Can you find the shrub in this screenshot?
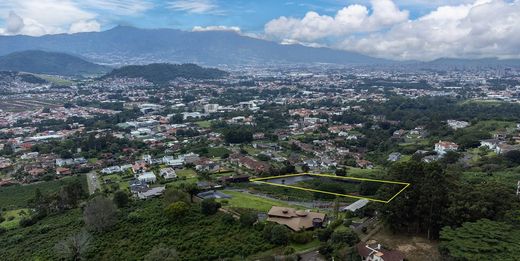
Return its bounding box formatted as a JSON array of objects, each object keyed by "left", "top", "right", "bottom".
[
  {"left": 164, "top": 202, "right": 189, "bottom": 220},
  {"left": 200, "top": 199, "right": 221, "bottom": 216}
]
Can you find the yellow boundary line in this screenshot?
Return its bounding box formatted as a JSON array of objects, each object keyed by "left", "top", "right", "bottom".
[{"left": 250, "top": 173, "right": 410, "bottom": 203}]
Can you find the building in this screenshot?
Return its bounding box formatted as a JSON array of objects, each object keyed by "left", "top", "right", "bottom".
[
  {"left": 434, "top": 140, "right": 459, "bottom": 155},
  {"left": 387, "top": 152, "right": 401, "bottom": 162},
  {"left": 203, "top": 103, "right": 219, "bottom": 113},
  {"left": 341, "top": 199, "right": 369, "bottom": 212},
  {"left": 356, "top": 242, "right": 404, "bottom": 261},
  {"left": 480, "top": 139, "right": 501, "bottom": 151},
  {"left": 159, "top": 167, "right": 177, "bottom": 179},
  {"left": 266, "top": 206, "right": 325, "bottom": 232},
  {"left": 447, "top": 120, "right": 470, "bottom": 130},
  {"left": 137, "top": 172, "right": 157, "bottom": 183}
]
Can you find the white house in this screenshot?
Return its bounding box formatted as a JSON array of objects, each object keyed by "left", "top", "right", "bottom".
[
  {"left": 101, "top": 166, "right": 121, "bottom": 175},
  {"left": 137, "top": 172, "right": 157, "bottom": 184},
  {"left": 480, "top": 139, "right": 501, "bottom": 151},
  {"left": 434, "top": 140, "right": 459, "bottom": 155}
]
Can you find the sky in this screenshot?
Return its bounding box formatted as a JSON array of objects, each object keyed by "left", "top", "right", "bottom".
[{"left": 0, "top": 0, "right": 519, "bottom": 60}]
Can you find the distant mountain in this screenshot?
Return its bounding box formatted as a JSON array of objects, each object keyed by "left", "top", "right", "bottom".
[
  {"left": 103, "top": 63, "right": 228, "bottom": 84},
  {"left": 0, "top": 50, "right": 110, "bottom": 75},
  {"left": 0, "top": 71, "right": 48, "bottom": 84},
  {"left": 0, "top": 26, "right": 389, "bottom": 66},
  {"left": 421, "top": 58, "right": 520, "bottom": 69}
]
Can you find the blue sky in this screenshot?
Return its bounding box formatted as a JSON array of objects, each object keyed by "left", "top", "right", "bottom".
[{"left": 0, "top": 0, "right": 518, "bottom": 60}]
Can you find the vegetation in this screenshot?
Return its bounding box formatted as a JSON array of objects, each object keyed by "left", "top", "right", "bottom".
[{"left": 103, "top": 63, "right": 228, "bottom": 84}]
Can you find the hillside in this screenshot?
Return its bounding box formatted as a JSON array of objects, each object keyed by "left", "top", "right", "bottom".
[
  {"left": 0, "top": 50, "right": 110, "bottom": 76},
  {"left": 0, "top": 26, "right": 389, "bottom": 66},
  {"left": 103, "top": 63, "right": 228, "bottom": 84}
]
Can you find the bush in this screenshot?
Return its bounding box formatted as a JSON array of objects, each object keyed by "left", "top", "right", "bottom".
[
  {"left": 127, "top": 212, "right": 143, "bottom": 223},
  {"left": 113, "top": 190, "right": 129, "bottom": 208},
  {"left": 200, "top": 199, "right": 221, "bottom": 216},
  {"left": 0, "top": 227, "right": 6, "bottom": 235},
  {"left": 164, "top": 202, "right": 189, "bottom": 220},
  {"left": 331, "top": 227, "right": 359, "bottom": 246},
  {"left": 239, "top": 212, "right": 257, "bottom": 227},
  {"left": 290, "top": 231, "right": 313, "bottom": 244},
  {"left": 317, "top": 228, "right": 333, "bottom": 242},
  {"left": 19, "top": 217, "right": 37, "bottom": 227}
]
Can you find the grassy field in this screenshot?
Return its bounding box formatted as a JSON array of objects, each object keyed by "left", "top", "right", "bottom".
[
  {"left": 194, "top": 120, "right": 212, "bottom": 128},
  {"left": 462, "top": 169, "right": 520, "bottom": 189},
  {"left": 207, "top": 147, "right": 230, "bottom": 158},
  {"left": 0, "top": 175, "right": 87, "bottom": 210},
  {"left": 219, "top": 190, "right": 302, "bottom": 212},
  {"left": 0, "top": 208, "right": 29, "bottom": 229}
]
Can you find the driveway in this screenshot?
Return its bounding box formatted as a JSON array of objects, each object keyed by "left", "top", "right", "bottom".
[{"left": 86, "top": 171, "right": 101, "bottom": 194}]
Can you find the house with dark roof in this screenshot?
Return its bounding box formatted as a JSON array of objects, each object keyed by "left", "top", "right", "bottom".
[{"left": 267, "top": 206, "right": 325, "bottom": 232}]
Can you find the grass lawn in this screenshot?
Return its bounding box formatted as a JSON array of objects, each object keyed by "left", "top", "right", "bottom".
[
  {"left": 0, "top": 208, "right": 29, "bottom": 229},
  {"left": 0, "top": 175, "right": 87, "bottom": 210},
  {"left": 219, "top": 190, "right": 302, "bottom": 212},
  {"left": 462, "top": 169, "right": 520, "bottom": 189},
  {"left": 176, "top": 168, "right": 197, "bottom": 178},
  {"left": 194, "top": 120, "right": 212, "bottom": 128},
  {"left": 207, "top": 147, "right": 230, "bottom": 158},
  {"left": 347, "top": 167, "right": 383, "bottom": 177}
]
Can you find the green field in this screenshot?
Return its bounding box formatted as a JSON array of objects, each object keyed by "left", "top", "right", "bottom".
[
  {"left": 0, "top": 175, "right": 87, "bottom": 210},
  {"left": 0, "top": 208, "right": 29, "bottom": 229},
  {"left": 218, "top": 190, "right": 302, "bottom": 212},
  {"left": 207, "top": 147, "right": 230, "bottom": 158},
  {"left": 194, "top": 120, "right": 212, "bottom": 128}
]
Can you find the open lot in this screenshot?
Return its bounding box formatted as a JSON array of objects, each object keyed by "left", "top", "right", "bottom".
[
  {"left": 368, "top": 227, "right": 441, "bottom": 261},
  {"left": 218, "top": 190, "right": 303, "bottom": 212}
]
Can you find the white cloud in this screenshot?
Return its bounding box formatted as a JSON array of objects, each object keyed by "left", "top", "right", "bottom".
[
  {"left": 265, "top": 0, "right": 408, "bottom": 41},
  {"left": 265, "top": 0, "right": 520, "bottom": 60},
  {"left": 68, "top": 20, "right": 101, "bottom": 34},
  {"left": 81, "top": 0, "right": 154, "bottom": 16},
  {"left": 5, "top": 11, "right": 24, "bottom": 34},
  {"left": 192, "top": 25, "right": 241, "bottom": 33},
  {"left": 167, "top": 0, "right": 222, "bottom": 15}
]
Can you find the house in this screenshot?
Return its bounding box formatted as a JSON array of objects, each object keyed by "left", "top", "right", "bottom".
[
  {"left": 159, "top": 167, "right": 177, "bottom": 179},
  {"left": 137, "top": 186, "right": 166, "bottom": 199},
  {"left": 233, "top": 156, "right": 270, "bottom": 173},
  {"left": 267, "top": 206, "right": 326, "bottom": 232},
  {"left": 132, "top": 161, "right": 148, "bottom": 173},
  {"left": 129, "top": 179, "right": 148, "bottom": 194},
  {"left": 56, "top": 167, "right": 72, "bottom": 175},
  {"left": 101, "top": 166, "right": 122, "bottom": 175},
  {"left": 137, "top": 172, "right": 157, "bottom": 183},
  {"left": 447, "top": 120, "right": 470, "bottom": 130},
  {"left": 434, "top": 140, "right": 459, "bottom": 155},
  {"left": 181, "top": 152, "right": 200, "bottom": 164},
  {"left": 163, "top": 156, "right": 184, "bottom": 168},
  {"left": 387, "top": 152, "right": 401, "bottom": 162},
  {"left": 218, "top": 175, "right": 250, "bottom": 183},
  {"left": 495, "top": 143, "right": 520, "bottom": 155},
  {"left": 356, "top": 159, "right": 374, "bottom": 169},
  {"left": 356, "top": 242, "right": 404, "bottom": 261},
  {"left": 480, "top": 139, "right": 501, "bottom": 151}
]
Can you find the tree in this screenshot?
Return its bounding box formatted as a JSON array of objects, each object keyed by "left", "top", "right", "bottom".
[
  {"left": 263, "top": 224, "right": 290, "bottom": 245},
  {"left": 504, "top": 150, "right": 520, "bottom": 164},
  {"left": 180, "top": 183, "right": 199, "bottom": 203},
  {"left": 164, "top": 202, "right": 189, "bottom": 220},
  {"left": 239, "top": 212, "right": 257, "bottom": 227},
  {"left": 331, "top": 227, "right": 359, "bottom": 246},
  {"left": 83, "top": 196, "right": 118, "bottom": 232},
  {"left": 163, "top": 188, "right": 190, "bottom": 204},
  {"left": 200, "top": 199, "right": 221, "bottom": 215},
  {"left": 335, "top": 168, "right": 346, "bottom": 176},
  {"left": 54, "top": 230, "right": 92, "bottom": 261},
  {"left": 144, "top": 244, "right": 179, "bottom": 261},
  {"left": 440, "top": 219, "right": 520, "bottom": 260},
  {"left": 113, "top": 190, "right": 129, "bottom": 208}
]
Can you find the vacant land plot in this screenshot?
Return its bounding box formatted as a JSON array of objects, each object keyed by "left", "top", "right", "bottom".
[
  {"left": 219, "top": 190, "right": 302, "bottom": 212},
  {"left": 0, "top": 99, "right": 62, "bottom": 112},
  {"left": 369, "top": 227, "right": 441, "bottom": 261}
]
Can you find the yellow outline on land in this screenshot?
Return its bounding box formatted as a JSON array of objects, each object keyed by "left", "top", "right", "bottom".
[{"left": 250, "top": 173, "right": 410, "bottom": 203}]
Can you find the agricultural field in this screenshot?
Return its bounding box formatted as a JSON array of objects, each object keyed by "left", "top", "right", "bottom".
[
  {"left": 0, "top": 208, "right": 29, "bottom": 229},
  {"left": 0, "top": 175, "right": 87, "bottom": 210}
]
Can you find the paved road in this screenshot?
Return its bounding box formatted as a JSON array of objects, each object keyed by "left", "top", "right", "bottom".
[{"left": 86, "top": 171, "right": 101, "bottom": 194}]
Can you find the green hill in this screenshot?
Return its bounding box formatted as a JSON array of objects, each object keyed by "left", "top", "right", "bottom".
[
  {"left": 0, "top": 50, "right": 110, "bottom": 76},
  {"left": 103, "top": 63, "right": 228, "bottom": 84}
]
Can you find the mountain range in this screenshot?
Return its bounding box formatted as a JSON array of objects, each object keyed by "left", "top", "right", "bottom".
[{"left": 0, "top": 26, "right": 518, "bottom": 70}]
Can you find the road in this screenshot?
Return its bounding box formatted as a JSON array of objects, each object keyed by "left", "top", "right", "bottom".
[{"left": 86, "top": 171, "right": 101, "bottom": 194}]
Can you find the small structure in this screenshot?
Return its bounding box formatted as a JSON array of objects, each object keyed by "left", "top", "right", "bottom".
[
  {"left": 266, "top": 206, "right": 326, "bottom": 231},
  {"left": 137, "top": 186, "right": 166, "bottom": 199},
  {"left": 356, "top": 242, "right": 404, "bottom": 261},
  {"left": 341, "top": 199, "right": 369, "bottom": 212},
  {"left": 196, "top": 190, "right": 231, "bottom": 200},
  {"left": 387, "top": 152, "right": 401, "bottom": 162}
]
